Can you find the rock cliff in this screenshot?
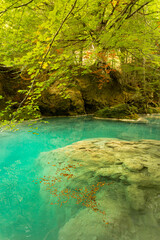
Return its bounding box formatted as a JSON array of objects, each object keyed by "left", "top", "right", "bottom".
[
  {"left": 39, "top": 71, "right": 124, "bottom": 116},
  {"left": 1, "top": 64, "right": 159, "bottom": 118}
]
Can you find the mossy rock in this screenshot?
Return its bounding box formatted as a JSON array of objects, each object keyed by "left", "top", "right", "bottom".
[
  {"left": 145, "top": 107, "right": 160, "bottom": 114},
  {"left": 95, "top": 104, "right": 139, "bottom": 119}
]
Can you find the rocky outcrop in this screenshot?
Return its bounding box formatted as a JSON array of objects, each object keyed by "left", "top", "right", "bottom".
[
  {"left": 0, "top": 65, "right": 30, "bottom": 108},
  {"left": 0, "top": 64, "right": 125, "bottom": 116},
  {"left": 39, "top": 82, "right": 85, "bottom": 116},
  {"left": 0, "top": 65, "right": 21, "bottom": 98},
  {"left": 2, "top": 62, "right": 159, "bottom": 118},
  {"left": 1, "top": 64, "right": 159, "bottom": 118},
  {"left": 37, "top": 139, "right": 160, "bottom": 240},
  {"left": 39, "top": 71, "right": 124, "bottom": 116}
]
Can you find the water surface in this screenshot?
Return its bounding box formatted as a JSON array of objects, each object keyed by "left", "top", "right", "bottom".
[{"left": 0, "top": 116, "right": 160, "bottom": 239}]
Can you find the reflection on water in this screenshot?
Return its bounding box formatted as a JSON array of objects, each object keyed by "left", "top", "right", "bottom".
[{"left": 0, "top": 116, "right": 160, "bottom": 239}]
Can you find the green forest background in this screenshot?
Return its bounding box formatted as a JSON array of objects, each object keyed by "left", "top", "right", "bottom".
[{"left": 0, "top": 0, "right": 160, "bottom": 127}]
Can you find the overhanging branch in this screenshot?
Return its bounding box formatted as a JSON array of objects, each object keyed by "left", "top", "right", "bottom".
[
  {"left": 0, "top": 0, "right": 34, "bottom": 16},
  {"left": 3, "top": 0, "right": 78, "bottom": 127},
  {"left": 126, "top": 0, "right": 153, "bottom": 19}
]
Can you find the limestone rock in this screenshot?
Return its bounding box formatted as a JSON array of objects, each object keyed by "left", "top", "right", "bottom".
[
  {"left": 39, "top": 82, "right": 85, "bottom": 116},
  {"left": 38, "top": 138, "right": 160, "bottom": 188},
  {"left": 37, "top": 138, "right": 160, "bottom": 240},
  {"left": 125, "top": 184, "right": 146, "bottom": 210},
  {"left": 0, "top": 65, "right": 29, "bottom": 102},
  {"left": 39, "top": 71, "right": 124, "bottom": 116},
  {"left": 58, "top": 197, "right": 133, "bottom": 240}
]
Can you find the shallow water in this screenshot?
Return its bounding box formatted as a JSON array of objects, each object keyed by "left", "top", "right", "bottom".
[{"left": 0, "top": 116, "right": 160, "bottom": 240}]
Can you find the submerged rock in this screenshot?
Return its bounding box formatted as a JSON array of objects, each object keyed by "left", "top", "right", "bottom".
[
  {"left": 37, "top": 138, "right": 160, "bottom": 240},
  {"left": 125, "top": 184, "right": 145, "bottom": 211},
  {"left": 38, "top": 138, "right": 160, "bottom": 187},
  {"left": 58, "top": 205, "right": 133, "bottom": 240}
]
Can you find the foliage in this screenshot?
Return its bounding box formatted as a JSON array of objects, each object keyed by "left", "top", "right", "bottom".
[
  {"left": 95, "top": 104, "right": 139, "bottom": 119},
  {"left": 0, "top": 0, "right": 160, "bottom": 127}
]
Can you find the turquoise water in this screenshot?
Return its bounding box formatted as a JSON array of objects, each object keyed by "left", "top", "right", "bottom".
[{"left": 0, "top": 116, "right": 160, "bottom": 240}]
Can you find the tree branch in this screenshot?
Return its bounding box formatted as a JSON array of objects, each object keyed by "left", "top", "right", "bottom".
[
  {"left": 106, "top": 0, "right": 139, "bottom": 30},
  {"left": 126, "top": 0, "right": 153, "bottom": 19},
  {"left": 138, "top": 11, "right": 160, "bottom": 15},
  {"left": 0, "top": 0, "right": 21, "bottom": 15},
  {"left": 0, "top": 0, "right": 34, "bottom": 16},
  {"left": 6, "top": 0, "right": 78, "bottom": 125},
  {"left": 108, "top": 0, "right": 154, "bottom": 36},
  {"left": 103, "top": 0, "right": 120, "bottom": 27},
  {"left": 14, "top": 0, "right": 34, "bottom": 9}
]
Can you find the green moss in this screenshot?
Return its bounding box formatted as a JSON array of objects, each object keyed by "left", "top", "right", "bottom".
[
  {"left": 145, "top": 107, "right": 160, "bottom": 114},
  {"left": 95, "top": 104, "right": 139, "bottom": 119}
]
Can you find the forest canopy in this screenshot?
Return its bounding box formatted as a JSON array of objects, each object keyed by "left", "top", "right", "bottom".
[{"left": 0, "top": 0, "right": 160, "bottom": 126}]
